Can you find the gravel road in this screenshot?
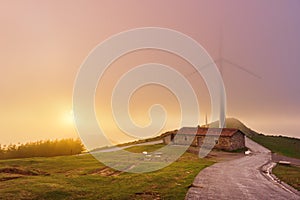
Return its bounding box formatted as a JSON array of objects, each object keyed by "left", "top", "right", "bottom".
[{"left": 185, "top": 137, "right": 300, "bottom": 200}]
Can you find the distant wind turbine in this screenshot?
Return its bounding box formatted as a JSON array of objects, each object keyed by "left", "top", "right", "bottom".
[{"left": 188, "top": 26, "right": 261, "bottom": 128}]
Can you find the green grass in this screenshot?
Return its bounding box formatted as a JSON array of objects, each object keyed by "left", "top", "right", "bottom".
[
  {"left": 0, "top": 144, "right": 214, "bottom": 200},
  {"left": 273, "top": 164, "right": 300, "bottom": 191},
  {"left": 251, "top": 134, "right": 300, "bottom": 159},
  {"left": 212, "top": 118, "right": 300, "bottom": 159}
]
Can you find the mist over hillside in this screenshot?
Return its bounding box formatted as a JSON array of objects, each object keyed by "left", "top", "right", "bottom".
[
  {"left": 203, "top": 118, "right": 300, "bottom": 159},
  {"left": 203, "top": 118, "right": 258, "bottom": 138}
]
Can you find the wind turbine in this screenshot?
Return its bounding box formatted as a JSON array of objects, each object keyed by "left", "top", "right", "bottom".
[{"left": 188, "top": 27, "right": 261, "bottom": 128}]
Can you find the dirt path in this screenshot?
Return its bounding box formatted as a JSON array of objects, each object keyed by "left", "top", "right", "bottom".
[
  {"left": 92, "top": 140, "right": 163, "bottom": 153},
  {"left": 185, "top": 137, "right": 300, "bottom": 200}
]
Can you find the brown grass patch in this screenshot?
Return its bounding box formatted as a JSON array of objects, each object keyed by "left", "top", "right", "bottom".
[
  {"left": 0, "top": 167, "right": 49, "bottom": 176},
  {"left": 0, "top": 167, "right": 49, "bottom": 181}
]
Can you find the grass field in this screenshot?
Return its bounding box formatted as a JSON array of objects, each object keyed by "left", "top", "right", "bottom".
[
  {"left": 251, "top": 134, "right": 300, "bottom": 159},
  {"left": 273, "top": 164, "right": 300, "bottom": 191},
  {"left": 215, "top": 118, "right": 300, "bottom": 159},
  {"left": 0, "top": 144, "right": 214, "bottom": 200}
]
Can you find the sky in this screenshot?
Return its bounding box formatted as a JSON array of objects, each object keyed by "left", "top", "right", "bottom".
[{"left": 1, "top": 0, "right": 300, "bottom": 147}]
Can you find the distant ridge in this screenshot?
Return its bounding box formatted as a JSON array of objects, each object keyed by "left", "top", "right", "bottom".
[
  {"left": 203, "top": 118, "right": 300, "bottom": 159},
  {"left": 203, "top": 117, "right": 258, "bottom": 138},
  {"left": 93, "top": 118, "right": 257, "bottom": 151},
  {"left": 92, "top": 118, "right": 300, "bottom": 159}
]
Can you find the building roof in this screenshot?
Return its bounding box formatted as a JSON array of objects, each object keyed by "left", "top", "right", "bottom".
[{"left": 177, "top": 127, "right": 241, "bottom": 137}]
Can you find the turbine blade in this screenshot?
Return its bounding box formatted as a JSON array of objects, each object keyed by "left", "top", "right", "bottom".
[
  {"left": 186, "top": 59, "right": 222, "bottom": 77},
  {"left": 222, "top": 58, "right": 262, "bottom": 79}
]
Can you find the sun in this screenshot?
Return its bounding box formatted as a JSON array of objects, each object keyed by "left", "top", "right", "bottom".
[{"left": 62, "top": 110, "right": 75, "bottom": 126}]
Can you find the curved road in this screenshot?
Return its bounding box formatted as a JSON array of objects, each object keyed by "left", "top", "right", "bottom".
[{"left": 186, "top": 137, "right": 300, "bottom": 200}]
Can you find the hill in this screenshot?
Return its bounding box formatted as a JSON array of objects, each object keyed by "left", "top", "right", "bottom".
[
  {"left": 250, "top": 134, "right": 300, "bottom": 159},
  {"left": 93, "top": 118, "right": 300, "bottom": 159},
  {"left": 204, "top": 117, "right": 258, "bottom": 138},
  {"left": 206, "top": 118, "right": 300, "bottom": 159}
]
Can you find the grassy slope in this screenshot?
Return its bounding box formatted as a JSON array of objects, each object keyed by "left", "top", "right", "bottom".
[
  {"left": 91, "top": 130, "right": 177, "bottom": 152},
  {"left": 251, "top": 134, "right": 300, "bottom": 159},
  {"left": 206, "top": 118, "right": 258, "bottom": 138},
  {"left": 210, "top": 118, "right": 300, "bottom": 159},
  {"left": 95, "top": 117, "right": 300, "bottom": 159},
  {"left": 273, "top": 164, "right": 300, "bottom": 191},
  {"left": 0, "top": 144, "right": 213, "bottom": 200}
]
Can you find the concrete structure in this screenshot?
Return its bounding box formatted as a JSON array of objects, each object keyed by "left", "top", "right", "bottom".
[{"left": 163, "top": 127, "right": 245, "bottom": 151}]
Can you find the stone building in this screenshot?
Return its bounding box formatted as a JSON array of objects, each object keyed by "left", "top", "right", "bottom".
[{"left": 163, "top": 127, "right": 245, "bottom": 151}]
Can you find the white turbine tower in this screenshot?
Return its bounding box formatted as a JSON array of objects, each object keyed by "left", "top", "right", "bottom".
[{"left": 189, "top": 27, "right": 261, "bottom": 128}]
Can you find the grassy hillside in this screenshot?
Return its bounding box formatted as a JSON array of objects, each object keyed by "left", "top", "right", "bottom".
[
  {"left": 273, "top": 164, "right": 300, "bottom": 191},
  {"left": 208, "top": 118, "right": 300, "bottom": 159},
  {"left": 0, "top": 144, "right": 214, "bottom": 200},
  {"left": 206, "top": 118, "right": 258, "bottom": 138},
  {"left": 91, "top": 130, "right": 177, "bottom": 152},
  {"left": 108, "top": 118, "right": 300, "bottom": 159},
  {"left": 251, "top": 134, "right": 300, "bottom": 159}
]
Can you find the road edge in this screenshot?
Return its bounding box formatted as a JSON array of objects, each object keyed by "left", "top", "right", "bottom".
[{"left": 260, "top": 161, "right": 300, "bottom": 197}]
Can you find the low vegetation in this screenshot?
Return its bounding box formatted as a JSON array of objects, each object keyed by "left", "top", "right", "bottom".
[
  {"left": 273, "top": 164, "right": 300, "bottom": 191},
  {"left": 96, "top": 118, "right": 300, "bottom": 161},
  {"left": 91, "top": 130, "right": 177, "bottom": 152},
  {"left": 251, "top": 134, "right": 300, "bottom": 159},
  {"left": 0, "top": 138, "right": 84, "bottom": 160},
  {"left": 0, "top": 144, "right": 214, "bottom": 199},
  {"left": 1, "top": 118, "right": 299, "bottom": 198},
  {"left": 213, "top": 118, "right": 300, "bottom": 159}
]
